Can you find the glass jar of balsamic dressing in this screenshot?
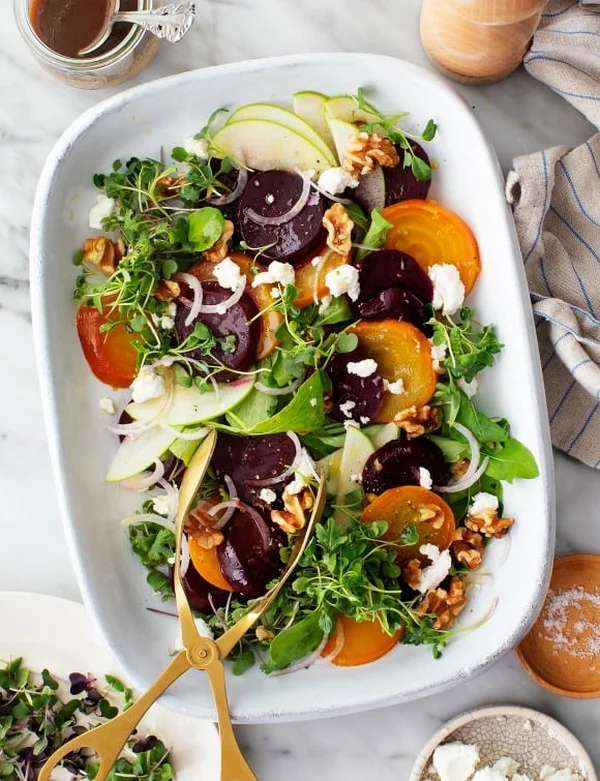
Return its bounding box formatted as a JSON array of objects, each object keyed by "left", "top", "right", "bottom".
[{"left": 14, "top": 0, "right": 160, "bottom": 89}]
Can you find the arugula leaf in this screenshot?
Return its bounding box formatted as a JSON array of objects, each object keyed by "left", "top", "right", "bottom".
[
  {"left": 262, "top": 610, "right": 326, "bottom": 673},
  {"left": 485, "top": 438, "right": 539, "bottom": 482},
  {"left": 225, "top": 390, "right": 277, "bottom": 429},
  {"left": 188, "top": 207, "right": 225, "bottom": 251},
  {"left": 249, "top": 371, "right": 326, "bottom": 435},
  {"left": 426, "top": 434, "right": 469, "bottom": 463},
  {"left": 455, "top": 394, "right": 508, "bottom": 444},
  {"left": 169, "top": 435, "right": 202, "bottom": 466},
  {"left": 344, "top": 201, "right": 369, "bottom": 239},
  {"left": 356, "top": 209, "right": 393, "bottom": 262},
  {"left": 314, "top": 296, "right": 353, "bottom": 327}
]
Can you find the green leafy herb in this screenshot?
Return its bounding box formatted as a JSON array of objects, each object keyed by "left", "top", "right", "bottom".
[
  {"left": 355, "top": 87, "right": 437, "bottom": 181},
  {"left": 263, "top": 610, "right": 326, "bottom": 673},
  {"left": 129, "top": 522, "right": 175, "bottom": 600},
  {"left": 430, "top": 307, "right": 503, "bottom": 382},
  {"left": 188, "top": 207, "right": 225, "bottom": 252},
  {"left": 248, "top": 371, "right": 327, "bottom": 435},
  {"left": 485, "top": 437, "right": 539, "bottom": 482},
  {"left": 356, "top": 208, "right": 393, "bottom": 262}
]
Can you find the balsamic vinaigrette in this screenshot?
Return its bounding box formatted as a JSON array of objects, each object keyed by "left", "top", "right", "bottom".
[{"left": 30, "top": 0, "right": 137, "bottom": 58}]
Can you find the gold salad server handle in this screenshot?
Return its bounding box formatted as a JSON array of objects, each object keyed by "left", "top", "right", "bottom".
[{"left": 39, "top": 429, "right": 326, "bottom": 781}]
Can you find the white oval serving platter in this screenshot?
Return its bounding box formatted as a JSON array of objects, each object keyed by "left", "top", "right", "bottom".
[{"left": 30, "top": 53, "right": 554, "bottom": 723}]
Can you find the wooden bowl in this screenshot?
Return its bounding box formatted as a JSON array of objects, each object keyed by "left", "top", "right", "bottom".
[{"left": 518, "top": 554, "right": 600, "bottom": 698}]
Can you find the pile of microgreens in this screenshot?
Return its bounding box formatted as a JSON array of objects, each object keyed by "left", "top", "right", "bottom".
[{"left": 0, "top": 658, "right": 173, "bottom": 781}]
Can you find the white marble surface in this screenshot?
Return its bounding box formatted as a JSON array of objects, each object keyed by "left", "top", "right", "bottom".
[{"left": 1, "top": 0, "right": 599, "bottom": 777}]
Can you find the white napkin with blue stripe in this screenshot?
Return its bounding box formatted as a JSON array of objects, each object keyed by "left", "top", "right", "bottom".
[{"left": 506, "top": 0, "right": 600, "bottom": 469}]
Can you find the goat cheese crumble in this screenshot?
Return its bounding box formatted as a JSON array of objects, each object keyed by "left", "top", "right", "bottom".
[
  {"left": 418, "top": 544, "right": 452, "bottom": 594},
  {"left": 130, "top": 364, "right": 166, "bottom": 403},
  {"left": 430, "top": 338, "right": 448, "bottom": 372},
  {"left": 152, "top": 493, "right": 172, "bottom": 517},
  {"left": 252, "top": 261, "right": 295, "bottom": 288},
  {"left": 325, "top": 265, "right": 360, "bottom": 302},
  {"left": 88, "top": 194, "right": 116, "bottom": 230},
  {"left": 259, "top": 488, "right": 277, "bottom": 505},
  {"left": 418, "top": 467, "right": 433, "bottom": 489},
  {"left": 433, "top": 742, "right": 480, "bottom": 781},
  {"left": 287, "top": 448, "right": 318, "bottom": 495},
  {"left": 183, "top": 137, "right": 210, "bottom": 160},
  {"left": 457, "top": 376, "right": 479, "bottom": 398},
  {"left": 428, "top": 263, "right": 465, "bottom": 316},
  {"left": 317, "top": 167, "right": 359, "bottom": 196},
  {"left": 339, "top": 399, "right": 357, "bottom": 418},
  {"left": 469, "top": 492, "right": 499, "bottom": 515},
  {"left": 214, "top": 257, "right": 245, "bottom": 291},
  {"left": 99, "top": 397, "right": 116, "bottom": 415},
  {"left": 383, "top": 378, "right": 405, "bottom": 395},
  {"left": 347, "top": 358, "right": 378, "bottom": 378}
]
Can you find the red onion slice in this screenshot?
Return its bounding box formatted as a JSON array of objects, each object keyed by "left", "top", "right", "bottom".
[
  {"left": 319, "top": 622, "right": 345, "bottom": 664},
  {"left": 244, "top": 431, "right": 302, "bottom": 487},
  {"left": 157, "top": 478, "right": 179, "bottom": 526},
  {"left": 198, "top": 282, "right": 245, "bottom": 315},
  {"left": 121, "top": 459, "right": 165, "bottom": 492},
  {"left": 255, "top": 378, "right": 302, "bottom": 396},
  {"left": 121, "top": 512, "right": 174, "bottom": 532},
  {"left": 206, "top": 167, "right": 248, "bottom": 206},
  {"left": 436, "top": 422, "right": 489, "bottom": 494},
  {"left": 244, "top": 173, "right": 311, "bottom": 226},
  {"left": 159, "top": 422, "right": 209, "bottom": 441},
  {"left": 175, "top": 273, "right": 204, "bottom": 326}
]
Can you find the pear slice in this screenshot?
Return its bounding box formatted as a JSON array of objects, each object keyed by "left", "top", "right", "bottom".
[
  {"left": 316, "top": 447, "right": 343, "bottom": 496},
  {"left": 326, "top": 117, "right": 361, "bottom": 166},
  {"left": 292, "top": 91, "right": 335, "bottom": 153},
  {"left": 335, "top": 426, "right": 375, "bottom": 525},
  {"left": 106, "top": 426, "right": 176, "bottom": 483},
  {"left": 228, "top": 103, "right": 336, "bottom": 165},
  {"left": 211, "top": 119, "right": 333, "bottom": 174},
  {"left": 126, "top": 377, "right": 255, "bottom": 426},
  {"left": 324, "top": 95, "right": 380, "bottom": 125},
  {"left": 370, "top": 422, "right": 400, "bottom": 450}
]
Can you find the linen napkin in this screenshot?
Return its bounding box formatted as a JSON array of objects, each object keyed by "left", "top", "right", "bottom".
[{"left": 505, "top": 0, "right": 600, "bottom": 469}]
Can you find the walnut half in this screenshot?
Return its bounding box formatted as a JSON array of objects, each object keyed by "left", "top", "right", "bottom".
[
  {"left": 186, "top": 508, "right": 224, "bottom": 550},
  {"left": 271, "top": 487, "right": 314, "bottom": 535},
  {"left": 323, "top": 203, "right": 353, "bottom": 256},
  {"left": 82, "top": 237, "right": 125, "bottom": 276},
  {"left": 342, "top": 132, "right": 400, "bottom": 179},
  {"left": 465, "top": 509, "right": 514, "bottom": 539},
  {"left": 394, "top": 405, "right": 441, "bottom": 439},
  {"left": 418, "top": 575, "right": 467, "bottom": 630},
  {"left": 451, "top": 527, "right": 484, "bottom": 570}
]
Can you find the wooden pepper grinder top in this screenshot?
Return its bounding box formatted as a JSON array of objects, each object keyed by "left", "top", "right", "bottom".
[{"left": 420, "top": 0, "right": 549, "bottom": 85}]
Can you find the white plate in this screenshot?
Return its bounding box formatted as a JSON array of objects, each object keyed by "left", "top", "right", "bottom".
[
  {"left": 30, "top": 53, "right": 555, "bottom": 723},
  {"left": 0, "top": 592, "right": 219, "bottom": 778}
]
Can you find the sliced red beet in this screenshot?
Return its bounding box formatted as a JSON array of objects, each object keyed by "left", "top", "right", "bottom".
[
  {"left": 384, "top": 141, "right": 431, "bottom": 205},
  {"left": 237, "top": 171, "right": 326, "bottom": 264},
  {"left": 177, "top": 563, "right": 230, "bottom": 612},
  {"left": 327, "top": 349, "right": 385, "bottom": 424},
  {"left": 357, "top": 288, "right": 428, "bottom": 329},
  {"left": 362, "top": 436, "right": 448, "bottom": 495},
  {"left": 211, "top": 432, "right": 297, "bottom": 506},
  {"left": 217, "top": 509, "right": 285, "bottom": 598},
  {"left": 175, "top": 281, "right": 260, "bottom": 374},
  {"left": 356, "top": 249, "right": 433, "bottom": 304}
]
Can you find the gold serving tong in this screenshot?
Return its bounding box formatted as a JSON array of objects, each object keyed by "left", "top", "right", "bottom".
[{"left": 39, "top": 430, "right": 326, "bottom": 781}]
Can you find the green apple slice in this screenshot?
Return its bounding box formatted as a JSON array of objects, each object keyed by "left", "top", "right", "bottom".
[
  {"left": 324, "top": 95, "right": 380, "bottom": 125},
  {"left": 211, "top": 120, "right": 332, "bottom": 174},
  {"left": 106, "top": 426, "right": 176, "bottom": 483},
  {"left": 227, "top": 103, "right": 336, "bottom": 165},
  {"left": 370, "top": 422, "right": 400, "bottom": 450},
  {"left": 335, "top": 426, "right": 375, "bottom": 524},
  {"left": 326, "top": 117, "right": 361, "bottom": 166},
  {"left": 292, "top": 91, "right": 335, "bottom": 153},
  {"left": 125, "top": 377, "right": 255, "bottom": 426},
  {"left": 316, "top": 447, "right": 343, "bottom": 496}
]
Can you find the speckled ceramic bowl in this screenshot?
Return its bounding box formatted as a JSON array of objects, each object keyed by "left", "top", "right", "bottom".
[{"left": 411, "top": 705, "right": 597, "bottom": 780}]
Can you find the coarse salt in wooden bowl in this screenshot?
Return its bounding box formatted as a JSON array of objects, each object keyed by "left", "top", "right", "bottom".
[{"left": 518, "top": 554, "right": 600, "bottom": 698}]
